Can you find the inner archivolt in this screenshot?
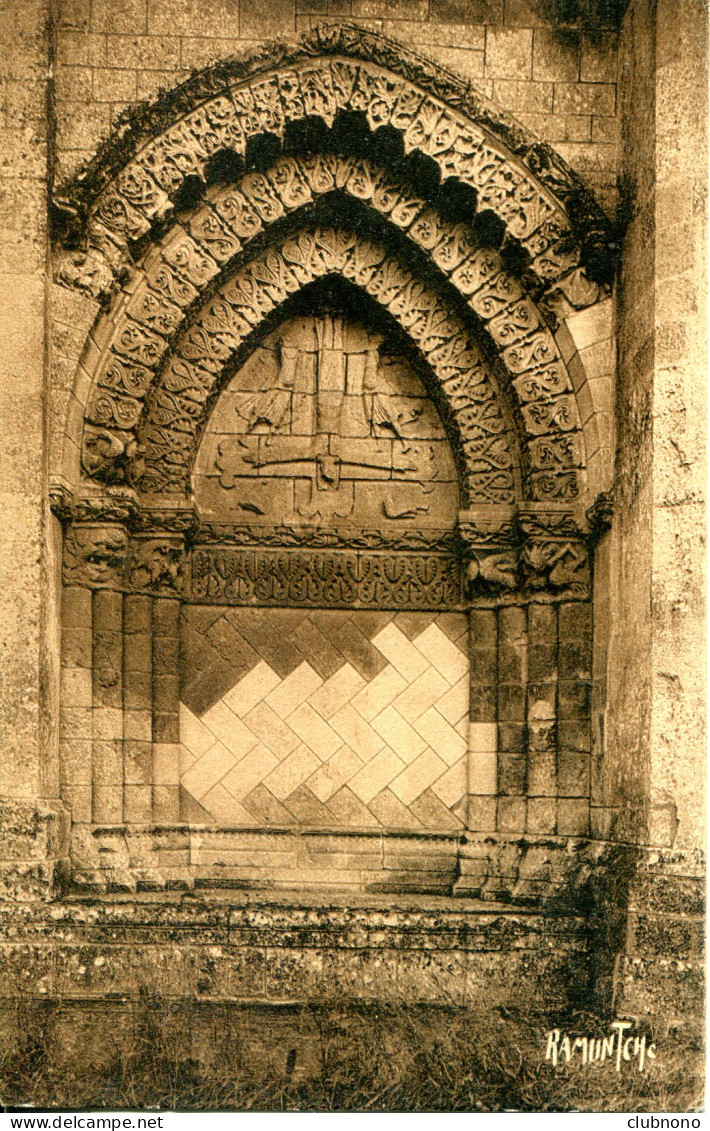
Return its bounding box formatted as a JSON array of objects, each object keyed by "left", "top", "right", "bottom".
[{"left": 80, "top": 153, "right": 581, "bottom": 507}]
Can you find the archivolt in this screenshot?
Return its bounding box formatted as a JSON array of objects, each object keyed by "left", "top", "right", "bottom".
[
  {"left": 55, "top": 25, "right": 617, "bottom": 512},
  {"left": 54, "top": 24, "right": 615, "bottom": 297},
  {"left": 131, "top": 225, "right": 520, "bottom": 501},
  {"left": 75, "top": 153, "right": 585, "bottom": 506}
]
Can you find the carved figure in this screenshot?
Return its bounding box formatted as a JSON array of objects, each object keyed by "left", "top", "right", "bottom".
[
  {"left": 128, "top": 537, "right": 186, "bottom": 595},
  {"left": 466, "top": 550, "right": 519, "bottom": 594},
  {"left": 63, "top": 524, "right": 129, "bottom": 588}
]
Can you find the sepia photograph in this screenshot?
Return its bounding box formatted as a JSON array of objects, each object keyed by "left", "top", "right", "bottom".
[{"left": 0, "top": 0, "right": 705, "bottom": 1116}]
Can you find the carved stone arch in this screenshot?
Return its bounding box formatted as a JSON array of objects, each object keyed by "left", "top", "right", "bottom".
[
  {"left": 81, "top": 221, "right": 526, "bottom": 504},
  {"left": 146, "top": 229, "right": 523, "bottom": 506},
  {"left": 54, "top": 24, "right": 614, "bottom": 287},
  {"left": 53, "top": 28, "right": 616, "bottom": 514},
  {"left": 50, "top": 22, "right": 607, "bottom": 889},
  {"left": 68, "top": 163, "right": 588, "bottom": 506}
]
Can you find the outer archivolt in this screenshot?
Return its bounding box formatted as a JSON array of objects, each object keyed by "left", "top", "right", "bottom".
[{"left": 75, "top": 52, "right": 570, "bottom": 272}]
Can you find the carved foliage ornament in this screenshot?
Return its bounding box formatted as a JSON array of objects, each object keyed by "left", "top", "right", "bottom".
[
  {"left": 194, "top": 524, "right": 459, "bottom": 552},
  {"left": 55, "top": 41, "right": 608, "bottom": 296},
  {"left": 190, "top": 547, "right": 461, "bottom": 609},
  {"left": 81, "top": 212, "right": 583, "bottom": 504}
]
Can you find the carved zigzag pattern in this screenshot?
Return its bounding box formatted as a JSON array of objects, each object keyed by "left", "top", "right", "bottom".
[{"left": 180, "top": 617, "right": 469, "bottom": 831}]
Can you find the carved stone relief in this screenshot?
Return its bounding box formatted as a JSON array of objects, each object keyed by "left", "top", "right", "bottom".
[
  {"left": 127, "top": 535, "right": 187, "bottom": 596},
  {"left": 518, "top": 510, "right": 590, "bottom": 598},
  {"left": 61, "top": 53, "right": 583, "bottom": 289},
  {"left": 54, "top": 25, "right": 614, "bottom": 285},
  {"left": 190, "top": 548, "right": 461, "bottom": 608},
  {"left": 68, "top": 152, "right": 586, "bottom": 508},
  {"left": 194, "top": 313, "right": 460, "bottom": 533},
  {"left": 62, "top": 523, "right": 129, "bottom": 589},
  {"left": 108, "top": 224, "right": 528, "bottom": 504},
  {"left": 455, "top": 505, "right": 590, "bottom": 600},
  {"left": 458, "top": 509, "right": 520, "bottom": 596}
]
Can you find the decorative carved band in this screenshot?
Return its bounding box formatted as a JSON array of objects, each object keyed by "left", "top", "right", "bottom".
[
  {"left": 54, "top": 24, "right": 614, "bottom": 290},
  {"left": 190, "top": 547, "right": 462, "bottom": 609},
  {"left": 194, "top": 524, "right": 459, "bottom": 553},
  {"left": 60, "top": 509, "right": 590, "bottom": 603}
]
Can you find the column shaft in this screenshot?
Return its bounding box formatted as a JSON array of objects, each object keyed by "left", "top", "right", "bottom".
[
  {"left": 466, "top": 607, "right": 498, "bottom": 832},
  {"left": 59, "top": 586, "right": 93, "bottom": 823},
  {"left": 91, "top": 589, "right": 124, "bottom": 823},
  {"left": 123, "top": 594, "right": 153, "bottom": 823},
  {"left": 152, "top": 597, "right": 181, "bottom": 822}
]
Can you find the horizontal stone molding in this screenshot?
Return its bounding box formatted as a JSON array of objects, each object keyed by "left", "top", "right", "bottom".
[
  {"left": 58, "top": 505, "right": 592, "bottom": 602},
  {"left": 190, "top": 547, "right": 462, "bottom": 609}
]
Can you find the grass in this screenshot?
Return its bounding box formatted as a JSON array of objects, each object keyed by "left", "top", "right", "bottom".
[{"left": 0, "top": 996, "right": 704, "bottom": 1113}]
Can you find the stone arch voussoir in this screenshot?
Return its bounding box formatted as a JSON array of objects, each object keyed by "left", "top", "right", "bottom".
[
  {"left": 53, "top": 25, "right": 616, "bottom": 299},
  {"left": 90, "top": 225, "right": 524, "bottom": 506},
  {"left": 68, "top": 154, "right": 589, "bottom": 507},
  {"left": 53, "top": 25, "right": 619, "bottom": 513}
]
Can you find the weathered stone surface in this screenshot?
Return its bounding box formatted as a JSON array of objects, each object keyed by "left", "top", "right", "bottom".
[{"left": 0, "top": 0, "right": 706, "bottom": 1073}]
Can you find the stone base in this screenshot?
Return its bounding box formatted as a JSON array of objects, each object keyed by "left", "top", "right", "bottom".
[
  {"left": 453, "top": 833, "right": 603, "bottom": 905},
  {"left": 612, "top": 848, "right": 705, "bottom": 1033},
  {"left": 0, "top": 798, "right": 70, "bottom": 901},
  {"left": 68, "top": 825, "right": 614, "bottom": 909},
  {"left": 0, "top": 804, "right": 704, "bottom": 1036},
  {"left": 0, "top": 889, "right": 588, "bottom": 1010}
]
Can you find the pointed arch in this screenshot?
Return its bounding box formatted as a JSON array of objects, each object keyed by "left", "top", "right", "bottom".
[
  {"left": 53, "top": 23, "right": 616, "bottom": 513},
  {"left": 54, "top": 24, "right": 614, "bottom": 286},
  {"left": 49, "top": 24, "right": 611, "bottom": 882},
  {"left": 65, "top": 154, "right": 587, "bottom": 506},
  {"left": 137, "top": 225, "right": 521, "bottom": 502}
]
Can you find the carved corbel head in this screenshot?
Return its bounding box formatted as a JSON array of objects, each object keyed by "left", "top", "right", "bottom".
[
  {"left": 63, "top": 523, "right": 129, "bottom": 589},
  {"left": 586, "top": 489, "right": 615, "bottom": 542},
  {"left": 128, "top": 535, "right": 186, "bottom": 596},
  {"left": 49, "top": 483, "right": 75, "bottom": 523},
  {"left": 55, "top": 247, "right": 116, "bottom": 303}
]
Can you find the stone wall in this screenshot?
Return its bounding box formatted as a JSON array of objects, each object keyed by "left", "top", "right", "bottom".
[
  {"left": 0, "top": 0, "right": 60, "bottom": 807},
  {"left": 0, "top": 0, "right": 706, "bottom": 1079},
  {"left": 599, "top": 0, "right": 707, "bottom": 853},
  {"left": 591, "top": 0, "right": 707, "bottom": 1032}
]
